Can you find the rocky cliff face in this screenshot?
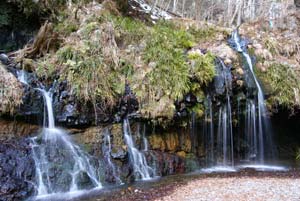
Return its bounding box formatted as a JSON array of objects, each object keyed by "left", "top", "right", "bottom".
[
  {"left": 0, "top": 138, "right": 35, "bottom": 201},
  {"left": 72, "top": 122, "right": 200, "bottom": 182}
]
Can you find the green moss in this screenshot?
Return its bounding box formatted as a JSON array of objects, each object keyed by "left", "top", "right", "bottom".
[
  {"left": 259, "top": 63, "right": 300, "bottom": 109},
  {"left": 56, "top": 44, "right": 118, "bottom": 106},
  {"left": 36, "top": 55, "right": 57, "bottom": 78},
  {"left": 189, "top": 52, "right": 216, "bottom": 86},
  {"left": 142, "top": 21, "right": 194, "bottom": 101},
  {"left": 185, "top": 153, "right": 199, "bottom": 172}
]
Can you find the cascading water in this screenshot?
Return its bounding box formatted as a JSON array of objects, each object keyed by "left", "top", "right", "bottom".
[
  {"left": 142, "top": 124, "right": 149, "bottom": 151},
  {"left": 123, "top": 118, "right": 154, "bottom": 180},
  {"left": 217, "top": 59, "right": 234, "bottom": 167},
  {"left": 102, "top": 129, "right": 122, "bottom": 184},
  {"left": 17, "top": 69, "right": 28, "bottom": 85},
  {"left": 230, "top": 29, "right": 274, "bottom": 164},
  {"left": 203, "top": 96, "right": 214, "bottom": 166},
  {"left": 201, "top": 58, "right": 236, "bottom": 173},
  {"left": 31, "top": 89, "right": 102, "bottom": 198}
]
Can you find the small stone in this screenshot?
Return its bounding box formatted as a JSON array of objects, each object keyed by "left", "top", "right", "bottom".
[
  {"left": 176, "top": 151, "right": 186, "bottom": 158},
  {"left": 149, "top": 62, "right": 157, "bottom": 68},
  {"left": 187, "top": 49, "right": 203, "bottom": 57},
  {"left": 0, "top": 54, "right": 9, "bottom": 65},
  {"left": 224, "top": 58, "right": 232, "bottom": 65},
  {"left": 236, "top": 68, "right": 244, "bottom": 76},
  {"left": 253, "top": 43, "right": 263, "bottom": 49},
  {"left": 237, "top": 80, "right": 244, "bottom": 87}
]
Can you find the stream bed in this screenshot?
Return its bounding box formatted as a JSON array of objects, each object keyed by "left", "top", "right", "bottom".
[{"left": 34, "top": 166, "right": 299, "bottom": 201}]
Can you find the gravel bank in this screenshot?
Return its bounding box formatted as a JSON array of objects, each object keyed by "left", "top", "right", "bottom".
[{"left": 158, "top": 177, "right": 300, "bottom": 201}]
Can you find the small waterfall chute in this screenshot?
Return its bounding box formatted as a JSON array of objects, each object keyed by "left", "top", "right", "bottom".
[
  {"left": 17, "top": 69, "right": 28, "bottom": 85},
  {"left": 31, "top": 88, "right": 102, "bottom": 198},
  {"left": 230, "top": 29, "right": 274, "bottom": 164},
  {"left": 123, "top": 118, "right": 155, "bottom": 180},
  {"left": 102, "top": 129, "right": 123, "bottom": 185}
]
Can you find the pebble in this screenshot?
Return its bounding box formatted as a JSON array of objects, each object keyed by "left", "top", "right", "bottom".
[{"left": 157, "top": 177, "right": 300, "bottom": 201}]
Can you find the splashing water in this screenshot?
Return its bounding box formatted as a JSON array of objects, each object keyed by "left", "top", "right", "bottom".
[
  {"left": 31, "top": 89, "right": 102, "bottom": 199},
  {"left": 123, "top": 118, "right": 154, "bottom": 180},
  {"left": 102, "top": 129, "right": 122, "bottom": 185},
  {"left": 17, "top": 70, "right": 28, "bottom": 85},
  {"left": 230, "top": 29, "right": 274, "bottom": 164}
]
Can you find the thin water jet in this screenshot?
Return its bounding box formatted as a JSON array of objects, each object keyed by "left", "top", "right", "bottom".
[{"left": 123, "top": 118, "right": 155, "bottom": 180}]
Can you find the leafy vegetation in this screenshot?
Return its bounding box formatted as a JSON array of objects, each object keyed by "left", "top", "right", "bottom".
[
  {"left": 259, "top": 63, "right": 300, "bottom": 109},
  {"left": 143, "top": 21, "right": 193, "bottom": 101},
  {"left": 188, "top": 52, "right": 216, "bottom": 86},
  {"left": 24, "top": 2, "right": 219, "bottom": 122}
]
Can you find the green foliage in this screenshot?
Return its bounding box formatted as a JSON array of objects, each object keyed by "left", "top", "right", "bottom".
[
  {"left": 189, "top": 52, "right": 216, "bottom": 86},
  {"left": 260, "top": 63, "right": 300, "bottom": 109},
  {"left": 112, "top": 15, "right": 148, "bottom": 45},
  {"left": 143, "top": 21, "right": 194, "bottom": 101},
  {"left": 32, "top": 6, "right": 219, "bottom": 122},
  {"left": 56, "top": 42, "right": 118, "bottom": 107}
]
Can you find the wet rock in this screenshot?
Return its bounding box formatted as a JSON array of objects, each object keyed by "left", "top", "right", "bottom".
[
  {"left": 53, "top": 81, "right": 94, "bottom": 127},
  {"left": 148, "top": 129, "right": 191, "bottom": 153},
  {"left": 0, "top": 120, "right": 39, "bottom": 138},
  {"left": 118, "top": 81, "right": 139, "bottom": 119},
  {"left": 236, "top": 80, "right": 244, "bottom": 87},
  {"left": 176, "top": 151, "right": 186, "bottom": 158},
  {"left": 111, "top": 148, "right": 128, "bottom": 160},
  {"left": 149, "top": 134, "right": 166, "bottom": 151},
  {"left": 208, "top": 43, "right": 238, "bottom": 61},
  {"left": 224, "top": 58, "right": 232, "bottom": 65},
  {"left": 0, "top": 54, "right": 9, "bottom": 65},
  {"left": 296, "top": 0, "right": 300, "bottom": 7},
  {"left": 236, "top": 68, "right": 244, "bottom": 76},
  {"left": 0, "top": 138, "right": 35, "bottom": 201},
  {"left": 152, "top": 151, "right": 185, "bottom": 175}
]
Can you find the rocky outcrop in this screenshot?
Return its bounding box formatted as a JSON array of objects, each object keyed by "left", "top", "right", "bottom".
[
  {"left": 0, "top": 138, "right": 35, "bottom": 201},
  {"left": 148, "top": 130, "right": 192, "bottom": 154},
  {"left": 0, "top": 120, "right": 39, "bottom": 139}
]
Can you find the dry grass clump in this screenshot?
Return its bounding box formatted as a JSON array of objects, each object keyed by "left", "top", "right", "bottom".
[{"left": 0, "top": 64, "right": 23, "bottom": 114}]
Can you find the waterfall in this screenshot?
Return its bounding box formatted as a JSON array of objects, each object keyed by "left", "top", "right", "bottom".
[
  {"left": 216, "top": 96, "right": 234, "bottom": 166},
  {"left": 203, "top": 96, "right": 214, "bottom": 166},
  {"left": 102, "top": 129, "right": 122, "bottom": 184},
  {"left": 230, "top": 29, "right": 274, "bottom": 164},
  {"left": 17, "top": 70, "right": 28, "bottom": 85},
  {"left": 142, "top": 124, "right": 149, "bottom": 151},
  {"left": 31, "top": 88, "right": 102, "bottom": 198},
  {"left": 123, "top": 118, "right": 154, "bottom": 180}
]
